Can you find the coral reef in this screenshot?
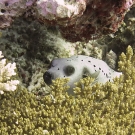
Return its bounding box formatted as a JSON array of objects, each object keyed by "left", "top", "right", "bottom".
[
  {"left": 105, "top": 50, "right": 117, "bottom": 69},
  {"left": 74, "top": 41, "right": 105, "bottom": 60},
  {"left": 0, "top": 87, "right": 47, "bottom": 134},
  {"left": 0, "top": 0, "right": 135, "bottom": 42},
  {"left": 0, "top": 18, "right": 73, "bottom": 62},
  {"left": 27, "top": 59, "right": 50, "bottom": 95},
  {"left": 58, "top": 0, "right": 135, "bottom": 42},
  {"left": 0, "top": 17, "right": 109, "bottom": 94},
  {"left": 0, "top": 18, "right": 74, "bottom": 89},
  {"left": 0, "top": 46, "right": 135, "bottom": 134},
  {"left": 35, "top": 0, "right": 86, "bottom": 23},
  {"left": 0, "top": 1, "right": 135, "bottom": 134},
  {"left": 0, "top": 51, "right": 19, "bottom": 94},
  {"left": 0, "top": 0, "right": 32, "bottom": 28},
  {"left": 96, "top": 6, "right": 135, "bottom": 57}
]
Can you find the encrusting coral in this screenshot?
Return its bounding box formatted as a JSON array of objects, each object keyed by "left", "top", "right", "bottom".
[
  {"left": 0, "top": 46, "right": 135, "bottom": 134},
  {"left": 0, "top": 51, "right": 19, "bottom": 94},
  {"left": 0, "top": 0, "right": 135, "bottom": 42}
]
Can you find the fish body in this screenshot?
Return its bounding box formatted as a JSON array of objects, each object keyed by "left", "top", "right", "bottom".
[{"left": 43, "top": 55, "right": 122, "bottom": 94}]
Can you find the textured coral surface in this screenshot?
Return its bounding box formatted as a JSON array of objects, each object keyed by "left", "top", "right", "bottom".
[
  {"left": 58, "top": 0, "right": 135, "bottom": 42},
  {"left": 0, "top": 0, "right": 29, "bottom": 28},
  {"left": 0, "top": 0, "right": 135, "bottom": 42}
]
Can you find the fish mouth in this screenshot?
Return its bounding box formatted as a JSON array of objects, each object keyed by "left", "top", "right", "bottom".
[{"left": 43, "top": 71, "right": 53, "bottom": 85}]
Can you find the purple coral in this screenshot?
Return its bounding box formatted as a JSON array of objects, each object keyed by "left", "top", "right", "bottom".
[
  {"left": 35, "top": 0, "right": 86, "bottom": 24},
  {"left": 0, "top": 0, "right": 34, "bottom": 28},
  {"left": 36, "top": 0, "right": 58, "bottom": 19}
]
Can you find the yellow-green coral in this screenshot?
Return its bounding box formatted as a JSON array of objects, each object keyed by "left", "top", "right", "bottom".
[{"left": 0, "top": 46, "right": 135, "bottom": 134}]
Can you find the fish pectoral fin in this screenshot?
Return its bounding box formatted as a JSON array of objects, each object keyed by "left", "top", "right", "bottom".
[
  {"left": 90, "top": 70, "right": 100, "bottom": 78},
  {"left": 82, "top": 67, "right": 100, "bottom": 79}
]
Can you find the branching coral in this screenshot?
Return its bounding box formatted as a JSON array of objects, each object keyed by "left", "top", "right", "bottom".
[
  {"left": 0, "top": 51, "right": 19, "bottom": 94},
  {"left": 0, "top": 46, "right": 135, "bottom": 134}
]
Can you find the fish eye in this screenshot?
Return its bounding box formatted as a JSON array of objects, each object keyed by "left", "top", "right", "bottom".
[{"left": 64, "top": 65, "right": 75, "bottom": 76}]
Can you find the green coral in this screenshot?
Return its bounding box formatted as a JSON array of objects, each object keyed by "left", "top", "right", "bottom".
[{"left": 0, "top": 46, "right": 135, "bottom": 134}]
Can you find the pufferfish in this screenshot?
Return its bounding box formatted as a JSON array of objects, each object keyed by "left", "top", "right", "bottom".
[{"left": 43, "top": 55, "right": 122, "bottom": 94}]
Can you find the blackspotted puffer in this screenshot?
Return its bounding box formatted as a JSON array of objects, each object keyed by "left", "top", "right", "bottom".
[{"left": 43, "top": 55, "right": 122, "bottom": 94}]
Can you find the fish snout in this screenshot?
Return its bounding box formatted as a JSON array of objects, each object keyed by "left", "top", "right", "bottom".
[{"left": 43, "top": 71, "right": 53, "bottom": 85}]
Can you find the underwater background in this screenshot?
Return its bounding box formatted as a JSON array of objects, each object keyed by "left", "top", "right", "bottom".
[{"left": 0, "top": 2, "right": 135, "bottom": 135}]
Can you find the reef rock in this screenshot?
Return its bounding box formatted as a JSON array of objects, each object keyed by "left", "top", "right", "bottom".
[
  {"left": 0, "top": 0, "right": 34, "bottom": 28},
  {"left": 0, "top": 0, "right": 135, "bottom": 42},
  {"left": 35, "top": 0, "right": 135, "bottom": 42}
]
